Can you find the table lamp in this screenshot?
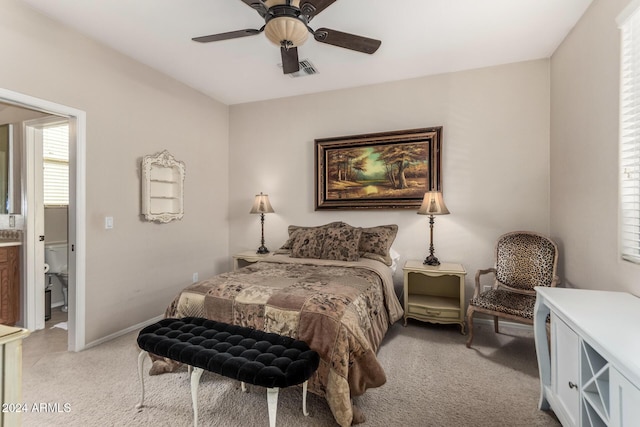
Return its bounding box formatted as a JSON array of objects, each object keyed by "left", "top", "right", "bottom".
[
  {"left": 417, "top": 191, "right": 449, "bottom": 266},
  {"left": 249, "top": 192, "right": 275, "bottom": 254}
]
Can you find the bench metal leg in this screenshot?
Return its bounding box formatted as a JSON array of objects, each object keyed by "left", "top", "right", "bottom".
[
  {"left": 191, "top": 367, "right": 204, "bottom": 427},
  {"left": 136, "top": 350, "right": 148, "bottom": 410},
  {"left": 266, "top": 387, "right": 279, "bottom": 427},
  {"left": 302, "top": 380, "right": 309, "bottom": 416}
]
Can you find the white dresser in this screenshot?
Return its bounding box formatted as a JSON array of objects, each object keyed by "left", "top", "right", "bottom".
[{"left": 533, "top": 287, "right": 640, "bottom": 427}]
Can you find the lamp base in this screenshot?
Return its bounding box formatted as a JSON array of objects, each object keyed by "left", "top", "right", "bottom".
[
  {"left": 256, "top": 246, "right": 270, "bottom": 255},
  {"left": 423, "top": 214, "right": 441, "bottom": 266},
  {"left": 423, "top": 254, "right": 440, "bottom": 266}
]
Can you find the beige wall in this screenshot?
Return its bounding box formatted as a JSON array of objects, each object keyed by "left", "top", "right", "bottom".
[
  {"left": 44, "top": 207, "right": 68, "bottom": 244},
  {"left": 229, "top": 60, "right": 551, "bottom": 297},
  {"left": 550, "top": 0, "right": 640, "bottom": 295},
  {"left": 45, "top": 207, "right": 68, "bottom": 305},
  {"left": 0, "top": 0, "right": 230, "bottom": 343}
]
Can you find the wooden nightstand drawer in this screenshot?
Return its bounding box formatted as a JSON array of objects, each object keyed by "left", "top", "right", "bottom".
[{"left": 407, "top": 303, "right": 459, "bottom": 319}]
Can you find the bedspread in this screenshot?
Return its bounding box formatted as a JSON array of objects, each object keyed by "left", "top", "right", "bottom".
[{"left": 155, "top": 255, "right": 403, "bottom": 426}]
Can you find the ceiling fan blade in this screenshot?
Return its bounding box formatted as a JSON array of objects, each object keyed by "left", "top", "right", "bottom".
[
  {"left": 281, "top": 46, "right": 300, "bottom": 74},
  {"left": 300, "top": 0, "right": 337, "bottom": 19},
  {"left": 313, "top": 27, "right": 381, "bottom": 54},
  {"left": 239, "top": 0, "right": 268, "bottom": 17},
  {"left": 192, "top": 29, "right": 262, "bottom": 43}
]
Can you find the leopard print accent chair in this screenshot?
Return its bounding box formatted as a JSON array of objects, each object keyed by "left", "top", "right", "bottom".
[{"left": 466, "top": 231, "right": 559, "bottom": 348}]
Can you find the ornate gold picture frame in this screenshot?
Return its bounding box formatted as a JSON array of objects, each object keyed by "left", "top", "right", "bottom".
[{"left": 315, "top": 127, "right": 442, "bottom": 210}]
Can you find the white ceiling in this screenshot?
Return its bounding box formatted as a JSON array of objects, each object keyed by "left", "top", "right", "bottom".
[{"left": 20, "top": 0, "right": 593, "bottom": 105}]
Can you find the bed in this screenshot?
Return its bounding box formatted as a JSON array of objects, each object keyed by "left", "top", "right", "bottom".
[{"left": 150, "top": 222, "right": 404, "bottom": 427}]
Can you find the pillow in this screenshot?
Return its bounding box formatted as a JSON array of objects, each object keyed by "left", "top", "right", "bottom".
[
  {"left": 320, "top": 223, "right": 362, "bottom": 262},
  {"left": 291, "top": 228, "right": 327, "bottom": 259},
  {"left": 273, "top": 229, "right": 302, "bottom": 254},
  {"left": 358, "top": 224, "right": 398, "bottom": 266},
  {"left": 278, "top": 222, "right": 344, "bottom": 252}
]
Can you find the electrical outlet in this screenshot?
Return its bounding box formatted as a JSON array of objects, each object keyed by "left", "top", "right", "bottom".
[
  {"left": 105, "top": 216, "right": 113, "bottom": 229},
  {"left": 192, "top": 272, "right": 198, "bottom": 283},
  {"left": 8, "top": 215, "right": 15, "bottom": 228}
]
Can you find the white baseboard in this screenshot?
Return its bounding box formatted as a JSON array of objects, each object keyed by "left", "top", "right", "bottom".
[{"left": 84, "top": 314, "right": 164, "bottom": 350}]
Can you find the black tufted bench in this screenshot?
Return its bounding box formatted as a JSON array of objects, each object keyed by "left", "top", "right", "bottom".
[{"left": 135, "top": 317, "right": 320, "bottom": 427}]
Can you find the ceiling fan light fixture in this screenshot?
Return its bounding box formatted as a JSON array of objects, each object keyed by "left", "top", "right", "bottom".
[{"left": 264, "top": 15, "right": 308, "bottom": 47}]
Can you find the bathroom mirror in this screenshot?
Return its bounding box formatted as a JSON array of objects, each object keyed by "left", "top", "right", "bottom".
[
  {"left": 0, "top": 124, "right": 11, "bottom": 214},
  {"left": 0, "top": 122, "right": 21, "bottom": 215},
  {"left": 0, "top": 101, "right": 49, "bottom": 216}
]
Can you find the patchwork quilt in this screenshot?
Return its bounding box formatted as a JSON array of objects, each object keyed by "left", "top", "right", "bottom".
[{"left": 153, "top": 255, "right": 403, "bottom": 427}]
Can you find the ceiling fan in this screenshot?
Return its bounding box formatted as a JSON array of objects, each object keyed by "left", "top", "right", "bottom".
[{"left": 192, "top": 0, "right": 381, "bottom": 74}]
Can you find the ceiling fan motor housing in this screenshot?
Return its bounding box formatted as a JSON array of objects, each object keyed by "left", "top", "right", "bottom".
[{"left": 263, "top": 0, "right": 309, "bottom": 48}]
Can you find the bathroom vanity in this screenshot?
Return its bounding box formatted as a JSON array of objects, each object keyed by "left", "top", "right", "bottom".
[{"left": 0, "top": 244, "right": 20, "bottom": 326}]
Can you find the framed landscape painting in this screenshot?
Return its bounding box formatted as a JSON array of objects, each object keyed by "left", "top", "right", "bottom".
[{"left": 315, "top": 127, "right": 442, "bottom": 210}]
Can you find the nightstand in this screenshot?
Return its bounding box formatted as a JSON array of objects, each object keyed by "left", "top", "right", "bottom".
[
  {"left": 402, "top": 260, "right": 467, "bottom": 334},
  {"left": 232, "top": 250, "right": 272, "bottom": 270}
]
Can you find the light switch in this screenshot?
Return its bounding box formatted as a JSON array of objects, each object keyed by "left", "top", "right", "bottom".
[{"left": 105, "top": 216, "right": 113, "bottom": 229}]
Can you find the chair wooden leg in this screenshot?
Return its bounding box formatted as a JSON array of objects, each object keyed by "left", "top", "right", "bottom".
[
  {"left": 493, "top": 316, "right": 499, "bottom": 333},
  {"left": 466, "top": 306, "right": 474, "bottom": 348},
  {"left": 546, "top": 322, "right": 551, "bottom": 356}
]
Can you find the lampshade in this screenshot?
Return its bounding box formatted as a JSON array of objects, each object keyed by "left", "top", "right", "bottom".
[
  {"left": 417, "top": 191, "right": 450, "bottom": 216},
  {"left": 249, "top": 192, "right": 275, "bottom": 214},
  {"left": 264, "top": 0, "right": 309, "bottom": 47}
]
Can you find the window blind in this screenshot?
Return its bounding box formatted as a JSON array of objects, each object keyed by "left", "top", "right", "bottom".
[{"left": 42, "top": 123, "right": 69, "bottom": 206}]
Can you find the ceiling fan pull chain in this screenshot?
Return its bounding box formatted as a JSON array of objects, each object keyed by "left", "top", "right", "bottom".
[{"left": 281, "top": 40, "right": 294, "bottom": 50}]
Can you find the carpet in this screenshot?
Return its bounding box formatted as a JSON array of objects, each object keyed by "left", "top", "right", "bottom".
[{"left": 21, "top": 320, "right": 560, "bottom": 426}]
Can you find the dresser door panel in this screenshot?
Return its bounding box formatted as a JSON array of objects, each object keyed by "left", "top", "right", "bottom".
[
  {"left": 610, "top": 368, "right": 640, "bottom": 426},
  {"left": 552, "top": 314, "right": 580, "bottom": 426}
]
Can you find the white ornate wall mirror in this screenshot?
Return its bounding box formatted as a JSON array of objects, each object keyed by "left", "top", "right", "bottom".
[{"left": 141, "top": 150, "right": 185, "bottom": 223}]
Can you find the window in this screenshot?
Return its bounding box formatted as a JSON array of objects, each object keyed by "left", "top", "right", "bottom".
[
  {"left": 619, "top": 2, "right": 640, "bottom": 263},
  {"left": 42, "top": 123, "right": 69, "bottom": 206}
]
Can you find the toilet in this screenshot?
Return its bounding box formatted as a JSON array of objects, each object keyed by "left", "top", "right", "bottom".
[{"left": 44, "top": 242, "right": 68, "bottom": 313}]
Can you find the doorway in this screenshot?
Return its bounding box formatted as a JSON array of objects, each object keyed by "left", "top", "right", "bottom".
[{"left": 0, "top": 87, "right": 86, "bottom": 351}]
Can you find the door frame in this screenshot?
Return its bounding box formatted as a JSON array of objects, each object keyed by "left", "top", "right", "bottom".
[{"left": 0, "top": 87, "right": 86, "bottom": 351}]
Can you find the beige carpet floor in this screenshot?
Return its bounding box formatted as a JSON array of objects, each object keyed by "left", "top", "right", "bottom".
[{"left": 21, "top": 318, "right": 560, "bottom": 427}]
